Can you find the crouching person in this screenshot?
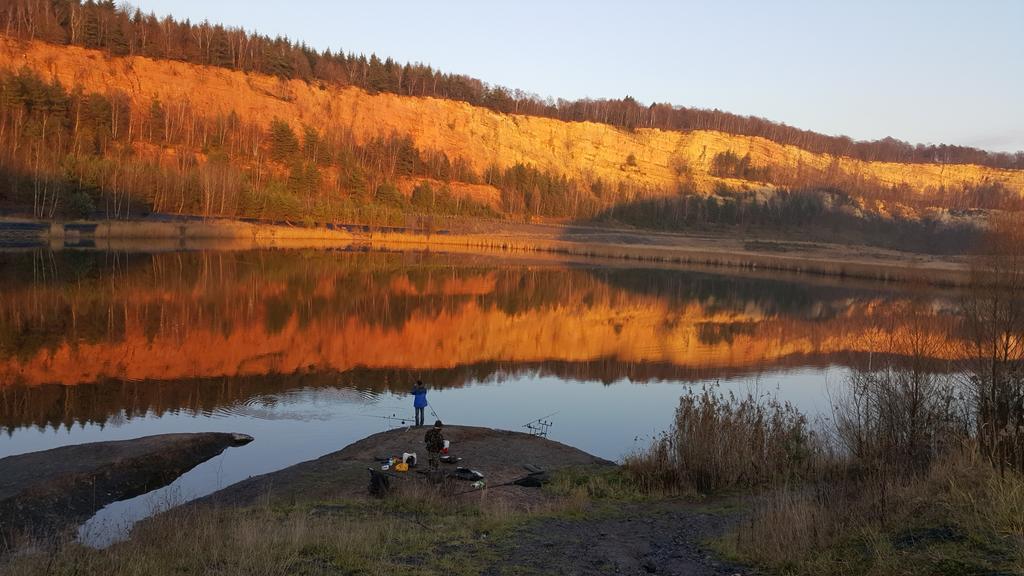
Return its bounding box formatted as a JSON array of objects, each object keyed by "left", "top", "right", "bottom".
[{"left": 424, "top": 420, "right": 445, "bottom": 473}]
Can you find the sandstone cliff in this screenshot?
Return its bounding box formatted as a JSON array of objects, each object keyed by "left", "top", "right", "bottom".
[{"left": 3, "top": 38, "right": 1021, "bottom": 202}]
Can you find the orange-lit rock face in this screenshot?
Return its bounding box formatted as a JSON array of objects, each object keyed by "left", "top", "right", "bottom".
[
  {"left": 1, "top": 38, "right": 1021, "bottom": 199},
  {"left": 0, "top": 251, "right": 962, "bottom": 389}
]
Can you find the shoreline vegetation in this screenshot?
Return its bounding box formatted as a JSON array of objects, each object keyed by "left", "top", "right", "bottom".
[
  {"left": 1, "top": 216, "right": 971, "bottom": 286},
  {"left": 625, "top": 235, "right": 1024, "bottom": 575}
]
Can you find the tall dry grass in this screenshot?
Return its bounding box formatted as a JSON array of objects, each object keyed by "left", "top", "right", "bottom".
[
  {"left": 629, "top": 306, "right": 1024, "bottom": 575},
  {"left": 0, "top": 474, "right": 561, "bottom": 576},
  {"left": 720, "top": 325, "right": 1024, "bottom": 576},
  {"left": 624, "top": 385, "right": 823, "bottom": 493},
  {"left": 725, "top": 446, "right": 1024, "bottom": 575}
]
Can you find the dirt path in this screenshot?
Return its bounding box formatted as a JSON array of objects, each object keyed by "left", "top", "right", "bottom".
[
  {"left": 486, "top": 501, "right": 751, "bottom": 576},
  {"left": 0, "top": 433, "right": 252, "bottom": 542}
]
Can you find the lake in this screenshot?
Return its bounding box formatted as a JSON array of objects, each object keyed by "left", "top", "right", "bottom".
[{"left": 0, "top": 248, "right": 961, "bottom": 543}]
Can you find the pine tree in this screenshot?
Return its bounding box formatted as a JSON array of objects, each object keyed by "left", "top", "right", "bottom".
[
  {"left": 148, "top": 99, "right": 166, "bottom": 143},
  {"left": 81, "top": 6, "right": 102, "bottom": 48},
  {"left": 210, "top": 29, "right": 232, "bottom": 68},
  {"left": 269, "top": 119, "right": 298, "bottom": 163}
]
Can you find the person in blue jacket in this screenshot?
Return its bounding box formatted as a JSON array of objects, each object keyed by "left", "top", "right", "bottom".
[{"left": 412, "top": 380, "right": 428, "bottom": 427}]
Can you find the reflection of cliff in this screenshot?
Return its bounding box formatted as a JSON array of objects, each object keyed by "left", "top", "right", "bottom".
[
  {"left": 0, "top": 250, "right": 961, "bottom": 390},
  {"left": 0, "top": 249, "right": 969, "bottom": 431}
]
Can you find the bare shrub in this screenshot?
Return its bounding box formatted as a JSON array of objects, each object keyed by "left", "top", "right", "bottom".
[
  {"left": 832, "top": 304, "right": 966, "bottom": 474},
  {"left": 960, "top": 214, "right": 1024, "bottom": 473}
]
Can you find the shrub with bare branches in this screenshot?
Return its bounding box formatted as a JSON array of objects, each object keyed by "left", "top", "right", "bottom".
[
  {"left": 960, "top": 215, "right": 1024, "bottom": 473},
  {"left": 832, "top": 303, "right": 966, "bottom": 474}
]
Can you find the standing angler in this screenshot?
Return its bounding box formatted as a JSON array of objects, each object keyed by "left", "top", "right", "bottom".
[
  {"left": 424, "top": 420, "right": 446, "bottom": 471},
  {"left": 412, "top": 380, "right": 428, "bottom": 427}
]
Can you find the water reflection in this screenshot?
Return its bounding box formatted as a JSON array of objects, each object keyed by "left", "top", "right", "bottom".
[
  {"left": 2, "top": 249, "right": 964, "bottom": 542},
  {"left": 1, "top": 249, "right": 961, "bottom": 435}
]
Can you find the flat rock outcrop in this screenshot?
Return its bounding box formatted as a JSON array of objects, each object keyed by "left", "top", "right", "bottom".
[
  {"left": 0, "top": 432, "right": 252, "bottom": 541},
  {"left": 199, "top": 426, "right": 611, "bottom": 508}
]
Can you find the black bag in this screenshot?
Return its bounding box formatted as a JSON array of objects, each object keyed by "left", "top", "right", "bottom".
[
  {"left": 452, "top": 467, "right": 484, "bottom": 481},
  {"left": 367, "top": 468, "right": 390, "bottom": 497},
  {"left": 513, "top": 471, "right": 549, "bottom": 488}
]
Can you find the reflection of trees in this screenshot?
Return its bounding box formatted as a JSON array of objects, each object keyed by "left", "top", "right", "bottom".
[
  {"left": 0, "top": 250, "right": 962, "bottom": 372},
  {"left": 594, "top": 267, "right": 879, "bottom": 320},
  {"left": 0, "top": 249, "right": 969, "bottom": 432},
  {"left": 0, "top": 356, "right": 810, "bottom": 432},
  {"left": 0, "top": 250, "right": 491, "bottom": 360}
]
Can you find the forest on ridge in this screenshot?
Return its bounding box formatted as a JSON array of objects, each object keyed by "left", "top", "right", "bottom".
[{"left": 3, "top": 0, "right": 1022, "bottom": 169}]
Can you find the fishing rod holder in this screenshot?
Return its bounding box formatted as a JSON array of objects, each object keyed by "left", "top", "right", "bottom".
[{"left": 523, "top": 417, "right": 553, "bottom": 438}]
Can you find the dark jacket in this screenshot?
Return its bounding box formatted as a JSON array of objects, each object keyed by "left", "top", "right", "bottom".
[{"left": 424, "top": 428, "right": 445, "bottom": 453}]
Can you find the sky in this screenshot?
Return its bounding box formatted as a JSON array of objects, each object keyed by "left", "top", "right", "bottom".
[{"left": 132, "top": 0, "right": 1024, "bottom": 153}]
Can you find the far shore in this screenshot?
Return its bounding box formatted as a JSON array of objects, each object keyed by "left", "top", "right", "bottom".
[{"left": 0, "top": 216, "right": 970, "bottom": 286}]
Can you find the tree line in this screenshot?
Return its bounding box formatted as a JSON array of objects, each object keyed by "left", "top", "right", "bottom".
[
  {"left": 0, "top": 65, "right": 656, "bottom": 224},
  {"left": 0, "top": 65, "right": 508, "bottom": 223},
  {"left": 2, "top": 0, "right": 1022, "bottom": 170}
]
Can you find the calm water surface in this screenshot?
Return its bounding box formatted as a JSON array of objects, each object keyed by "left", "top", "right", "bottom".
[{"left": 0, "top": 249, "right": 959, "bottom": 543}]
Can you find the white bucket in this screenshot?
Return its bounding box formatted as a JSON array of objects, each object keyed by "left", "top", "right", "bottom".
[{"left": 402, "top": 452, "right": 417, "bottom": 466}]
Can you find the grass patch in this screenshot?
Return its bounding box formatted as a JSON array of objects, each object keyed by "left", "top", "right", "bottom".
[
  {"left": 2, "top": 481, "right": 519, "bottom": 576},
  {"left": 715, "top": 450, "right": 1024, "bottom": 576},
  {"left": 1, "top": 468, "right": 644, "bottom": 576},
  {"left": 546, "top": 465, "right": 664, "bottom": 502}
]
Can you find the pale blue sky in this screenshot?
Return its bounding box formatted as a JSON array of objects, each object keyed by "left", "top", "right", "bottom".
[{"left": 133, "top": 0, "right": 1024, "bottom": 153}]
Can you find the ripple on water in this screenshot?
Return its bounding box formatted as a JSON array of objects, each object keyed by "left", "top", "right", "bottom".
[{"left": 207, "top": 386, "right": 385, "bottom": 421}]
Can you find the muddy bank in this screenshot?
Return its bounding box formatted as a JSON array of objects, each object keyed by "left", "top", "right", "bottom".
[
  {"left": 198, "top": 426, "right": 611, "bottom": 509},
  {"left": 369, "top": 221, "right": 970, "bottom": 287},
  {"left": 0, "top": 432, "right": 252, "bottom": 543},
  {"left": 1, "top": 216, "right": 970, "bottom": 286}
]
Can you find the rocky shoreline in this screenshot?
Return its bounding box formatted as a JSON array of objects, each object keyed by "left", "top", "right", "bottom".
[
  {"left": 0, "top": 433, "right": 252, "bottom": 543},
  {"left": 195, "top": 425, "right": 612, "bottom": 510}
]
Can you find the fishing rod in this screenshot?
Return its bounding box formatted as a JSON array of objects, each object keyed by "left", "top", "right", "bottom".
[
  {"left": 418, "top": 380, "right": 442, "bottom": 422},
  {"left": 362, "top": 413, "right": 416, "bottom": 427}
]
